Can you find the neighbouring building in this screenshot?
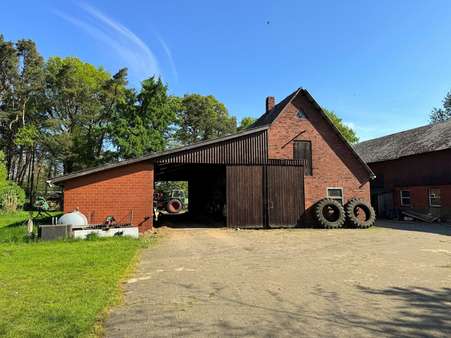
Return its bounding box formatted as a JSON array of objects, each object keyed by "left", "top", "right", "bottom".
[
  {"left": 51, "top": 88, "right": 374, "bottom": 231},
  {"left": 354, "top": 120, "right": 451, "bottom": 221}
]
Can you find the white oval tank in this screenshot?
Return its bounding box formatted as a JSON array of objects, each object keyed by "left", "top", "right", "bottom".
[{"left": 58, "top": 211, "right": 88, "bottom": 227}]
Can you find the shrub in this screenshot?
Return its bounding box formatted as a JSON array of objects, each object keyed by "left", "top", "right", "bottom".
[
  {"left": 0, "top": 182, "right": 26, "bottom": 212},
  {"left": 0, "top": 150, "right": 26, "bottom": 213}
]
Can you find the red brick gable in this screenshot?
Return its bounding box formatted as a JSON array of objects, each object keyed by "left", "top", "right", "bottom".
[{"left": 267, "top": 91, "right": 370, "bottom": 216}]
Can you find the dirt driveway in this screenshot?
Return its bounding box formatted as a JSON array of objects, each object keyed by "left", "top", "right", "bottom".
[{"left": 106, "top": 221, "right": 451, "bottom": 337}]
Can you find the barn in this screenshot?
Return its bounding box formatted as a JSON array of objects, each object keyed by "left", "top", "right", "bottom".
[
  {"left": 51, "top": 88, "right": 374, "bottom": 231},
  {"left": 354, "top": 119, "right": 451, "bottom": 221}
]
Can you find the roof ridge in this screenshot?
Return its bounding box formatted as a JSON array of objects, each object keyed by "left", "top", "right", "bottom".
[
  {"left": 357, "top": 119, "right": 451, "bottom": 146},
  {"left": 354, "top": 118, "right": 451, "bottom": 163},
  {"left": 249, "top": 87, "right": 302, "bottom": 129}
]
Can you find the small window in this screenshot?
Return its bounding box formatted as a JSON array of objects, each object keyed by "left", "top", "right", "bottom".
[
  {"left": 429, "top": 188, "right": 441, "bottom": 207},
  {"left": 296, "top": 110, "right": 306, "bottom": 119},
  {"left": 400, "top": 190, "right": 411, "bottom": 206},
  {"left": 327, "top": 188, "right": 343, "bottom": 204},
  {"left": 294, "top": 140, "right": 312, "bottom": 175}
]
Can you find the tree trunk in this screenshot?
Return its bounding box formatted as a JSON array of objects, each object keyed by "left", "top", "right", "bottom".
[
  {"left": 28, "top": 145, "right": 36, "bottom": 206},
  {"left": 64, "top": 160, "right": 73, "bottom": 174}
]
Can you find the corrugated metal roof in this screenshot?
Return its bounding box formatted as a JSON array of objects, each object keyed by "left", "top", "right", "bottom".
[{"left": 354, "top": 119, "right": 451, "bottom": 163}]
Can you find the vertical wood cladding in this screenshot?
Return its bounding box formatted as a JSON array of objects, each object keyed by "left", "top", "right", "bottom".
[
  {"left": 293, "top": 140, "right": 312, "bottom": 175},
  {"left": 226, "top": 162, "right": 305, "bottom": 228},
  {"left": 226, "top": 166, "right": 264, "bottom": 228},
  {"left": 267, "top": 165, "right": 305, "bottom": 227},
  {"left": 157, "top": 130, "right": 268, "bottom": 164}
]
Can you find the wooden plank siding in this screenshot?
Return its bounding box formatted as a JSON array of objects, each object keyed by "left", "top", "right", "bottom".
[
  {"left": 267, "top": 165, "right": 304, "bottom": 227},
  {"left": 157, "top": 130, "right": 268, "bottom": 165},
  {"left": 293, "top": 141, "right": 312, "bottom": 175},
  {"left": 226, "top": 163, "right": 304, "bottom": 228},
  {"left": 151, "top": 127, "right": 306, "bottom": 228},
  {"left": 226, "top": 166, "right": 264, "bottom": 228}
]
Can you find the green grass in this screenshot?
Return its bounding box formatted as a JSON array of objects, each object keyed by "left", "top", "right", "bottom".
[
  {"left": 0, "top": 212, "right": 153, "bottom": 337},
  {"left": 0, "top": 211, "right": 62, "bottom": 243},
  {"left": 0, "top": 211, "right": 33, "bottom": 227}
]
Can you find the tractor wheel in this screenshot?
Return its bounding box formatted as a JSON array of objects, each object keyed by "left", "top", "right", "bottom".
[
  {"left": 345, "top": 199, "right": 376, "bottom": 228},
  {"left": 315, "top": 198, "right": 346, "bottom": 229},
  {"left": 167, "top": 199, "right": 183, "bottom": 213}
]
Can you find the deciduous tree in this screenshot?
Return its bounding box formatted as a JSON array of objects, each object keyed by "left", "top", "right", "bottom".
[
  {"left": 173, "top": 94, "right": 236, "bottom": 145},
  {"left": 323, "top": 108, "right": 359, "bottom": 144},
  {"left": 237, "top": 116, "right": 256, "bottom": 131},
  {"left": 43, "top": 57, "right": 127, "bottom": 173}
]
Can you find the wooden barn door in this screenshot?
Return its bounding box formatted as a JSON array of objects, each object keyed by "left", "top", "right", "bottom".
[
  {"left": 266, "top": 165, "right": 304, "bottom": 228},
  {"left": 226, "top": 166, "right": 264, "bottom": 228}
]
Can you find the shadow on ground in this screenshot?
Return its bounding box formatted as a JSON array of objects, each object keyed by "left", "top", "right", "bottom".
[
  {"left": 350, "top": 286, "right": 451, "bottom": 337},
  {"left": 376, "top": 219, "right": 451, "bottom": 236},
  {"left": 130, "top": 283, "right": 451, "bottom": 337}
]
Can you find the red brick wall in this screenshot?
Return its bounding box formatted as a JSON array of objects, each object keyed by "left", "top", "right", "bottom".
[
  {"left": 393, "top": 185, "right": 451, "bottom": 219},
  {"left": 63, "top": 161, "right": 154, "bottom": 232},
  {"left": 268, "top": 94, "right": 370, "bottom": 221}
]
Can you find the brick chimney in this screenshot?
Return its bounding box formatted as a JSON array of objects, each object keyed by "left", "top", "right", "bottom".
[{"left": 266, "top": 96, "right": 275, "bottom": 112}]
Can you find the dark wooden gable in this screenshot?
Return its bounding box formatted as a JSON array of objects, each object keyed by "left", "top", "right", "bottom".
[{"left": 156, "top": 129, "right": 268, "bottom": 165}]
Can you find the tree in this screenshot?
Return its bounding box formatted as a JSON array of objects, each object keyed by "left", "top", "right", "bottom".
[
  {"left": 173, "top": 94, "right": 237, "bottom": 145},
  {"left": 43, "top": 57, "right": 127, "bottom": 173},
  {"left": 110, "top": 77, "right": 176, "bottom": 159},
  {"left": 0, "top": 36, "right": 45, "bottom": 181},
  {"left": 323, "top": 108, "right": 359, "bottom": 144},
  {"left": 237, "top": 116, "right": 256, "bottom": 131},
  {"left": 430, "top": 91, "right": 451, "bottom": 123}
]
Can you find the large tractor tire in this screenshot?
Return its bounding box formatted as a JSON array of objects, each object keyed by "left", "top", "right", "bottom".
[
  {"left": 345, "top": 198, "right": 376, "bottom": 228},
  {"left": 315, "top": 198, "right": 346, "bottom": 229},
  {"left": 167, "top": 199, "right": 183, "bottom": 213}
]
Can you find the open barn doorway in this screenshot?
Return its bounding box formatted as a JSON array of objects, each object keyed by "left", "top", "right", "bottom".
[
  {"left": 154, "top": 180, "right": 189, "bottom": 215},
  {"left": 154, "top": 164, "right": 226, "bottom": 228}
]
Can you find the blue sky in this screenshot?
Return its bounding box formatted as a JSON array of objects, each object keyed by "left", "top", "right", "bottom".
[{"left": 2, "top": 0, "right": 451, "bottom": 140}]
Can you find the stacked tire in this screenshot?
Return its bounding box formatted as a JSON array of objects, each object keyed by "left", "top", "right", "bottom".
[{"left": 314, "top": 197, "right": 375, "bottom": 229}]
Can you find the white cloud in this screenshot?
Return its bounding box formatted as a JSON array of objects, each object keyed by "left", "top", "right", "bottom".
[
  {"left": 54, "top": 3, "right": 160, "bottom": 80},
  {"left": 155, "top": 34, "right": 178, "bottom": 83}
]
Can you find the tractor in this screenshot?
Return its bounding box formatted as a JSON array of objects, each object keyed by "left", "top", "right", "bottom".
[{"left": 154, "top": 189, "right": 188, "bottom": 214}]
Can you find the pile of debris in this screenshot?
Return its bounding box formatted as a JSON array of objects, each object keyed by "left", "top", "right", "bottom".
[{"left": 401, "top": 209, "right": 440, "bottom": 223}]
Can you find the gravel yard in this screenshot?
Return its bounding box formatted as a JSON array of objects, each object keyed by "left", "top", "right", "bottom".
[{"left": 106, "top": 220, "right": 451, "bottom": 337}]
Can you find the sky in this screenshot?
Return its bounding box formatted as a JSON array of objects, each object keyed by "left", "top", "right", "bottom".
[{"left": 2, "top": 0, "right": 451, "bottom": 141}]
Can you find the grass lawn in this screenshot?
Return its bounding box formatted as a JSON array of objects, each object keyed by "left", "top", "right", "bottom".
[
  {"left": 0, "top": 212, "right": 152, "bottom": 337},
  {"left": 0, "top": 211, "right": 62, "bottom": 243}
]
